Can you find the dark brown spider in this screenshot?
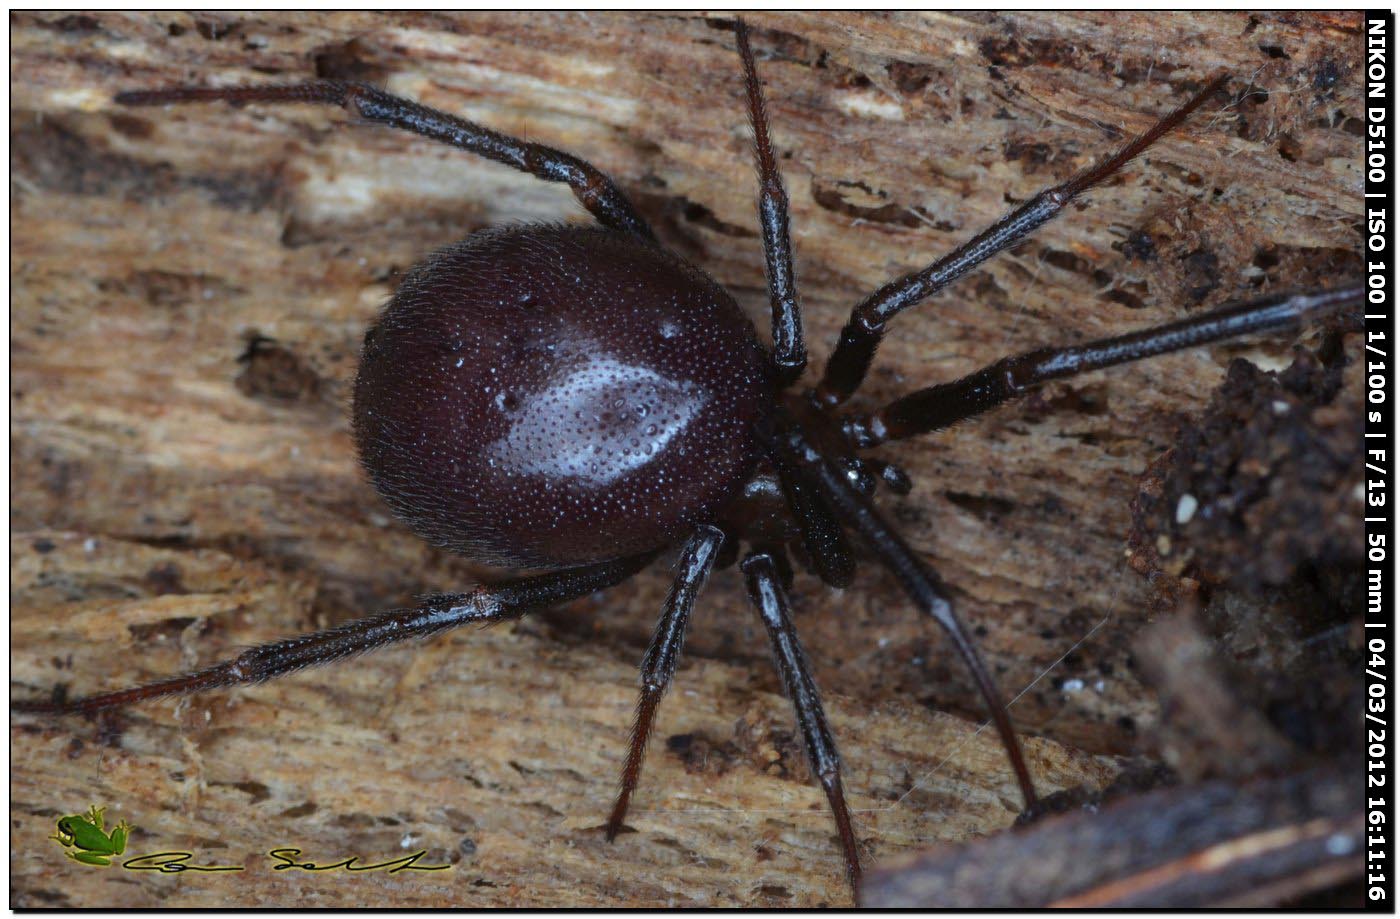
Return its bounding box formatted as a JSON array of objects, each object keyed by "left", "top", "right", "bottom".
[{"left": 12, "top": 16, "right": 1362, "bottom": 904}]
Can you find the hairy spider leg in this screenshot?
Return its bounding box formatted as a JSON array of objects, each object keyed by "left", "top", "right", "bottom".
[
  {"left": 842, "top": 285, "right": 1365, "bottom": 447},
  {"left": 736, "top": 19, "right": 806, "bottom": 386},
  {"left": 815, "top": 73, "right": 1230, "bottom": 408},
  {"left": 13, "top": 555, "right": 654, "bottom": 716},
  {"left": 115, "top": 81, "right": 655, "bottom": 240},
  {"left": 606, "top": 526, "right": 724, "bottom": 840},
  {"left": 764, "top": 416, "right": 1039, "bottom": 810},
  {"left": 742, "top": 551, "right": 863, "bottom": 896}
]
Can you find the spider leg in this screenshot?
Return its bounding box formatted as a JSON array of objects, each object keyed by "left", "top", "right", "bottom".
[
  {"left": 768, "top": 442, "right": 856, "bottom": 588},
  {"left": 13, "top": 554, "right": 654, "bottom": 717},
  {"left": 842, "top": 285, "right": 1363, "bottom": 447},
  {"left": 759, "top": 541, "right": 797, "bottom": 589},
  {"left": 741, "top": 550, "right": 862, "bottom": 898},
  {"left": 735, "top": 19, "right": 807, "bottom": 386},
  {"left": 762, "top": 415, "right": 1038, "bottom": 810},
  {"left": 814, "top": 73, "right": 1229, "bottom": 408},
  {"left": 606, "top": 526, "right": 724, "bottom": 840},
  {"left": 115, "top": 81, "right": 654, "bottom": 239}
]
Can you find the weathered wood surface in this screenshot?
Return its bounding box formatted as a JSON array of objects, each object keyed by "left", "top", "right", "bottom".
[{"left": 11, "top": 11, "right": 1362, "bottom": 907}]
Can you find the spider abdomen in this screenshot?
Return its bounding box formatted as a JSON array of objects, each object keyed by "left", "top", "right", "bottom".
[{"left": 352, "top": 224, "right": 771, "bottom": 568}]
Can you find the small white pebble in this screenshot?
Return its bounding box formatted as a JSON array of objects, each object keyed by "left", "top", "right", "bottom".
[
  {"left": 835, "top": 90, "right": 905, "bottom": 121},
  {"left": 1325, "top": 833, "right": 1356, "bottom": 856},
  {"left": 400, "top": 833, "right": 418, "bottom": 849},
  {"left": 83, "top": 537, "right": 97, "bottom": 553},
  {"left": 1062, "top": 678, "right": 1085, "bottom": 693},
  {"left": 1272, "top": 400, "right": 1290, "bottom": 415},
  {"left": 1175, "top": 494, "right": 1199, "bottom": 525},
  {"left": 878, "top": 637, "right": 890, "bottom": 649},
  {"left": 1094, "top": 680, "right": 1106, "bottom": 693}
]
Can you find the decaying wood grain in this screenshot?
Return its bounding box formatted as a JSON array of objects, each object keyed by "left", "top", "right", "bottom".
[{"left": 11, "top": 11, "right": 1362, "bottom": 907}]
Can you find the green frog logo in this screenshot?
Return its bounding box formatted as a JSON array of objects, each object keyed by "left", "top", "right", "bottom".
[{"left": 50, "top": 805, "right": 131, "bottom": 866}]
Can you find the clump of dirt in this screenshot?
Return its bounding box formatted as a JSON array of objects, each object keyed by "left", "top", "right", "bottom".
[
  {"left": 1129, "top": 338, "right": 1362, "bottom": 621},
  {"left": 1126, "top": 333, "right": 1363, "bottom": 770}
]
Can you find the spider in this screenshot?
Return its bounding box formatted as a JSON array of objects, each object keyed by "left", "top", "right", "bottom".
[{"left": 12, "top": 13, "right": 1362, "bottom": 905}]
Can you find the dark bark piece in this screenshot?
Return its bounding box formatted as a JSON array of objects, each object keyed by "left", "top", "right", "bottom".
[{"left": 865, "top": 763, "right": 1363, "bottom": 908}]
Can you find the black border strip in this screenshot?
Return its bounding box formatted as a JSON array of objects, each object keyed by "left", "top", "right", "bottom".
[{"left": 1365, "top": 9, "right": 1394, "bottom": 912}]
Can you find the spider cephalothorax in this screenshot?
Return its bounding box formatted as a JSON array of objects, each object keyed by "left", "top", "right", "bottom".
[{"left": 14, "top": 18, "right": 1361, "bottom": 904}]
